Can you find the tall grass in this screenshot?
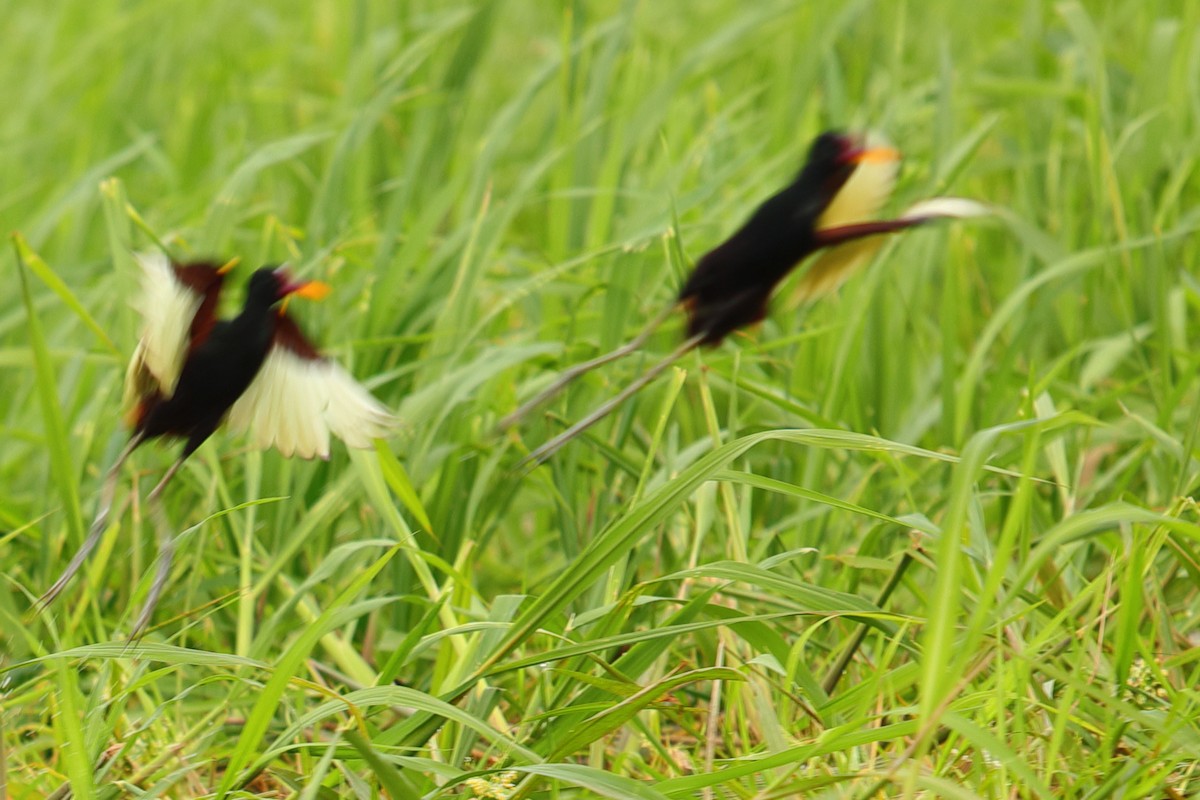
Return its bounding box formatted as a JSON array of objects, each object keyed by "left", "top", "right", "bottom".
[{"left": 4, "top": 0, "right": 1200, "bottom": 797}]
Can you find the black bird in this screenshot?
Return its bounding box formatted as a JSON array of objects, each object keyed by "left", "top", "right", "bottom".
[
  {"left": 39, "top": 255, "right": 394, "bottom": 634},
  {"left": 501, "top": 131, "right": 988, "bottom": 463}
]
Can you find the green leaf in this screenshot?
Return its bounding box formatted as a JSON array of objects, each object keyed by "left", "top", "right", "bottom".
[
  {"left": 546, "top": 667, "right": 742, "bottom": 760},
  {"left": 654, "top": 561, "right": 886, "bottom": 616},
  {"left": 204, "top": 131, "right": 333, "bottom": 247},
  {"left": 50, "top": 658, "right": 95, "bottom": 797},
  {"left": 375, "top": 440, "right": 434, "bottom": 533},
  {"left": 13, "top": 234, "right": 85, "bottom": 545},
  {"left": 215, "top": 546, "right": 400, "bottom": 798},
  {"left": 515, "top": 763, "right": 673, "bottom": 800}
]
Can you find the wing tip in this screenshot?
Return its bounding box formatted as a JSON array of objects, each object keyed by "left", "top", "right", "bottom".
[{"left": 899, "top": 197, "right": 993, "bottom": 222}]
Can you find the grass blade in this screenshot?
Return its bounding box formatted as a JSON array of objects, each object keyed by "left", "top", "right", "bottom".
[{"left": 13, "top": 234, "right": 84, "bottom": 545}]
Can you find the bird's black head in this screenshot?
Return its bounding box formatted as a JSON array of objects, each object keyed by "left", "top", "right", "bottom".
[
  {"left": 242, "top": 266, "right": 330, "bottom": 310},
  {"left": 783, "top": 130, "right": 900, "bottom": 223},
  {"left": 800, "top": 131, "right": 865, "bottom": 196},
  {"left": 244, "top": 267, "right": 290, "bottom": 308}
]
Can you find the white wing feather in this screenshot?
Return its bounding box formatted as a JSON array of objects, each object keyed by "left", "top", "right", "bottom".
[
  {"left": 227, "top": 347, "right": 395, "bottom": 460},
  {"left": 898, "top": 197, "right": 991, "bottom": 221},
  {"left": 131, "top": 251, "right": 202, "bottom": 397}
]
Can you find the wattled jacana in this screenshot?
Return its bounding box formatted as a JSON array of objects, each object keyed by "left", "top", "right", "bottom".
[
  {"left": 39, "top": 253, "right": 394, "bottom": 634},
  {"left": 502, "top": 131, "right": 989, "bottom": 464}
]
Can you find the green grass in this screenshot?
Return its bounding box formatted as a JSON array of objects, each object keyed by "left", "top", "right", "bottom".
[{"left": 4, "top": 0, "right": 1200, "bottom": 797}]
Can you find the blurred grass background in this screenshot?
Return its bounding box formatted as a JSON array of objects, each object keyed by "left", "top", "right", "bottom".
[{"left": 4, "top": 0, "right": 1200, "bottom": 797}]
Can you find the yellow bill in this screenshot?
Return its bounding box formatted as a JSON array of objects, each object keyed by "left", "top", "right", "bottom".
[
  {"left": 291, "top": 280, "right": 332, "bottom": 301},
  {"left": 850, "top": 146, "right": 901, "bottom": 165}
]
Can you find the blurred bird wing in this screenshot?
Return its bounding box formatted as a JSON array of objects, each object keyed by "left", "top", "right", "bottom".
[
  {"left": 121, "top": 341, "right": 160, "bottom": 428},
  {"left": 791, "top": 236, "right": 889, "bottom": 303},
  {"left": 226, "top": 314, "right": 395, "bottom": 459},
  {"left": 796, "top": 137, "right": 899, "bottom": 302},
  {"left": 897, "top": 197, "right": 991, "bottom": 223},
  {"left": 128, "top": 252, "right": 211, "bottom": 397},
  {"left": 795, "top": 197, "right": 991, "bottom": 303},
  {"left": 815, "top": 142, "right": 901, "bottom": 232}
]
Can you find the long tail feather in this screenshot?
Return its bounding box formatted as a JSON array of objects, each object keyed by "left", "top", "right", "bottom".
[
  {"left": 128, "top": 455, "right": 186, "bottom": 639},
  {"left": 36, "top": 434, "right": 144, "bottom": 612},
  {"left": 498, "top": 303, "right": 678, "bottom": 432},
  {"left": 519, "top": 334, "right": 704, "bottom": 467}
]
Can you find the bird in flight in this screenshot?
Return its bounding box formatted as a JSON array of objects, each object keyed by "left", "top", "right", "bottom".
[
  {"left": 38, "top": 254, "right": 395, "bottom": 635},
  {"left": 501, "top": 131, "right": 989, "bottom": 464}
]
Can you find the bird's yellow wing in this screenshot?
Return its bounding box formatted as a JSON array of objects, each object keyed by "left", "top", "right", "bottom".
[
  {"left": 815, "top": 140, "right": 901, "bottom": 233},
  {"left": 794, "top": 196, "right": 991, "bottom": 304}
]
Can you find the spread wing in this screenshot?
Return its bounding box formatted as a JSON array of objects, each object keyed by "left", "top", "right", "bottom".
[
  {"left": 815, "top": 141, "right": 901, "bottom": 233},
  {"left": 130, "top": 252, "right": 206, "bottom": 394},
  {"left": 122, "top": 253, "right": 227, "bottom": 424},
  {"left": 226, "top": 313, "right": 395, "bottom": 459},
  {"left": 796, "top": 189, "right": 991, "bottom": 304},
  {"left": 793, "top": 143, "right": 902, "bottom": 303}
]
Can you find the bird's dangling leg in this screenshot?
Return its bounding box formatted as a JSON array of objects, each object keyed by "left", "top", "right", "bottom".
[
  {"left": 37, "top": 433, "right": 145, "bottom": 612},
  {"left": 128, "top": 453, "right": 188, "bottom": 639},
  {"left": 520, "top": 333, "right": 705, "bottom": 467},
  {"left": 498, "top": 302, "right": 679, "bottom": 432}
]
